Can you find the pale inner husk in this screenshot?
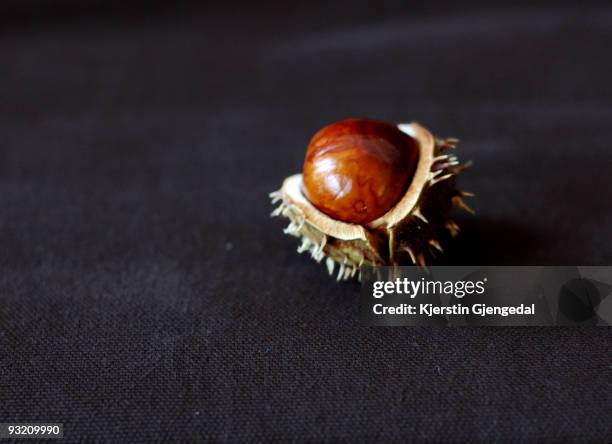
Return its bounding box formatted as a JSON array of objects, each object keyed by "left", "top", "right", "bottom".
[{"left": 279, "top": 174, "right": 368, "bottom": 241}]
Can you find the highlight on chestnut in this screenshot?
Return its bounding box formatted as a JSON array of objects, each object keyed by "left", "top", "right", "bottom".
[{"left": 270, "top": 118, "right": 473, "bottom": 280}]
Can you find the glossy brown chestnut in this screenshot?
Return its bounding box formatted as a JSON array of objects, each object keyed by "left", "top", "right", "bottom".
[{"left": 302, "top": 118, "right": 419, "bottom": 225}]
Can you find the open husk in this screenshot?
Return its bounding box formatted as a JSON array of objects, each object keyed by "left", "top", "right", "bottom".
[{"left": 269, "top": 122, "right": 473, "bottom": 280}]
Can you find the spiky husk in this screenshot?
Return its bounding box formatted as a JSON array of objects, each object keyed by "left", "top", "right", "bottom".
[{"left": 270, "top": 122, "right": 473, "bottom": 280}]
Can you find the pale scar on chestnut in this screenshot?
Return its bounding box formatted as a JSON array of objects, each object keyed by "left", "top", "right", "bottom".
[{"left": 270, "top": 118, "right": 473, "bottom": 281}]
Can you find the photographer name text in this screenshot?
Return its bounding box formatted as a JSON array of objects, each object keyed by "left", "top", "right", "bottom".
[{"left": 373, "top": 302, "right": 535, "bottom": 317}]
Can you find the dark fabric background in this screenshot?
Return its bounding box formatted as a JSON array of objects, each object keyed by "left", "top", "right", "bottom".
[{"left": 1, "top": 1, "right": 611, "bottom": 442}]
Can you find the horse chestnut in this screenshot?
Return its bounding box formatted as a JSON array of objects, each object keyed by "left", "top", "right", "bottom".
[
  {"left": 302, "top": 119, "right": 419, "bottom": 225},
  {"left": 270, "top": 119, "right": 472, "bottom": 279}
]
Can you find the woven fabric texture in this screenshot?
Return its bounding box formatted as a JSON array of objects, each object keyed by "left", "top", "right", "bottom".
[{"left": 1, "top": 1, "right": 611, "bottom": 441}]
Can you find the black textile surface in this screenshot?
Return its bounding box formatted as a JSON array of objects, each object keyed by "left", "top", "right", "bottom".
[{"left": 1, "top": 1, "right": 611, "bottom": 442}]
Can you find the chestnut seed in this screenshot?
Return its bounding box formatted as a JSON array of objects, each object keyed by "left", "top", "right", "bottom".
[{"left": 302, "top": 118, "right": 420, "bottom": 225}]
